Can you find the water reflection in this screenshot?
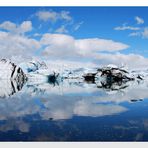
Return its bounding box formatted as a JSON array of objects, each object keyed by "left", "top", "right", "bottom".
[
  {"left": 0, "top": 79, "right": 24, "bottom": 98},
  {"left": 0, "top": 77, "right": 148, "bottom": 141}
]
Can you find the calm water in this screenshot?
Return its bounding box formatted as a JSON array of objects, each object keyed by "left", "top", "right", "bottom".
[{"left": 0, "top": 79, "right": 148, "bottom": 141}]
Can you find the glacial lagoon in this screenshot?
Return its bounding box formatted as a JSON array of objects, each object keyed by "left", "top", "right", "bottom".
[
  {"left": 0, "top": 6, "right": 148, "bottom": 143},
  {"left": 0, "top": 77, "right": 148, "bottom": 141}
]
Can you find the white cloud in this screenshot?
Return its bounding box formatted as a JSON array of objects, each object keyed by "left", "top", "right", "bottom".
[
  {"left": 42, "top": 52, "right": 147, "bottom": 73},
  {"left": 115, "top": 16, "right": 144, "bottom": 32},
  {"left": 38, "top": 33, "right": 148, "bottom": 70},
  {"left": 36, "top": 10, "right": 58, "bottom": 22},
  {"left": 0, "top": 21, "right": 16, "bottom": 31},
  {"left": 0, "top": 20, "right": 32, "bottom": 34},
  {"left": 19, "top": 21, "right": 32, "bottom": 34},
  {"left": 115, "top": 16, "right": 147, "bottom": 40},
  {"left": 41, "top": 34, "right": 148, "bottom": 69},
  {"left": 128, "top": 27, "right": 148, "bottom": 39},
  {"left": 34, "top": 10, "right": 73, "bottom": 33},
  {"left": 0, "top": 31, "right": 40, "bottom": 60},
  {"left": 114, "top": 25, "right": 140, "bottom": 31},
  {"left": 36, "top": 10, "right": 72, "bottom": 22},
  {"left": 55, "top": 25, "right": 68, "bottom": 33},
  {"left": 128, "top": 32, "right": 141, "bottom": 37},
  {"left": 135, "top": 16, "right": 144, "bottom": 24},
  {"left": 40, "top": 33, "right": 129, "bottom": 58},
  {"left": 0, "top": 19, "right": 147, "bottom": 70},
  {"left": 40, "top": 34, "right": 76, "bottom": 58},
  {"left": 93, "top": 52, "right": 148, "bottom": 69},
  {"left": 0, "top": 20, "right": 37, "bottom": 61},
  {"left": 75, "top": 38, "right": 129, "bottom": 53},
  {"left": 60, "top": 11, "right": 72, "bottom": 21}
]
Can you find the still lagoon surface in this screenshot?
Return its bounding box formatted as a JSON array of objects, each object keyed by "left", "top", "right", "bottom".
[{"left": 0, "top": 79, "right": 148, "bottom": 141}]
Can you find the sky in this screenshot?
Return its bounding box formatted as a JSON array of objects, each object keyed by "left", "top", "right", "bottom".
[{"left": 0, "top": 7, "right": 148, "bottom": 69}]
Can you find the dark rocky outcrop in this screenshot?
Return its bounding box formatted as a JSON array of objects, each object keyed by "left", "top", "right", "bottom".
[{"left": 83, "top": 65, "right": 135, "bottom": 91}]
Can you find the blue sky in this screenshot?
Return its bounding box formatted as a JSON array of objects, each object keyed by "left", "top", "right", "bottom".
[{"left": 0, "top": 7, "right": 148, "bottom": 69}]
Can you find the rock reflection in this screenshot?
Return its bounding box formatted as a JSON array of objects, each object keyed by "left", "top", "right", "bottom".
[{"left": 0, "top": 79, "right": 25, "bottom": 98}]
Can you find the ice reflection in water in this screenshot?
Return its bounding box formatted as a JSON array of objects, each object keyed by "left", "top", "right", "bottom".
[{"left": 0, "top": 78, "right": 148, "bottom": 141}]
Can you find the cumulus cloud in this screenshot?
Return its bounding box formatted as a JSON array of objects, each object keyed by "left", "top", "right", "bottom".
[
  {"left": 0, "top": 20, "right": 32, "bottom": 34},
  {"left": 36, "top": 10, "right": 58, "bottom": 22},
  {"left": 36, "top": 10, "right": 72, "bottom": 22},
  {"left": 40, "top": 34, "right": 75, "bottom": 58},
  {"left": 75, "top": 38, "right": 129, "bottom": 53},
  {"left": 0, "top": 21, "right": 16, "bottom": 31},
  {"left": 38, "top": 34, "right": 148, "bottom": 70},
  {"left": 0, "top": 22, "right": 130, "bottom": 65},
  {"left": 0, "top": 20, "right": 40, "bottom": 61},
  {"left": 0, "top": 31, "right": 40, "bottom": 60},
  {"left": 0, "top": 18, "right": 147, "bottom": 70},
  {"left": 19, "top": 21, "right": 32, "bottom": 33},
  {"left": 40, "top": 33, "right": 129, "bottom": 58},
  {"left": 0, "top": 21, "right": 147, "bottom": 70},
  {"left": 135, "top": 16, "right": 144, "bottom": 24}
]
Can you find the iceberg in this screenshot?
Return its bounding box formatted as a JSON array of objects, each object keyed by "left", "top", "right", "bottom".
[{"left": 0, "top": 59, "right": 27, "bottom": 97}]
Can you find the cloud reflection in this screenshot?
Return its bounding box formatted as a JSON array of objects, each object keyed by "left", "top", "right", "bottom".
[{"left": 0, "top": 77, "right": 148, "bottom": 133}]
